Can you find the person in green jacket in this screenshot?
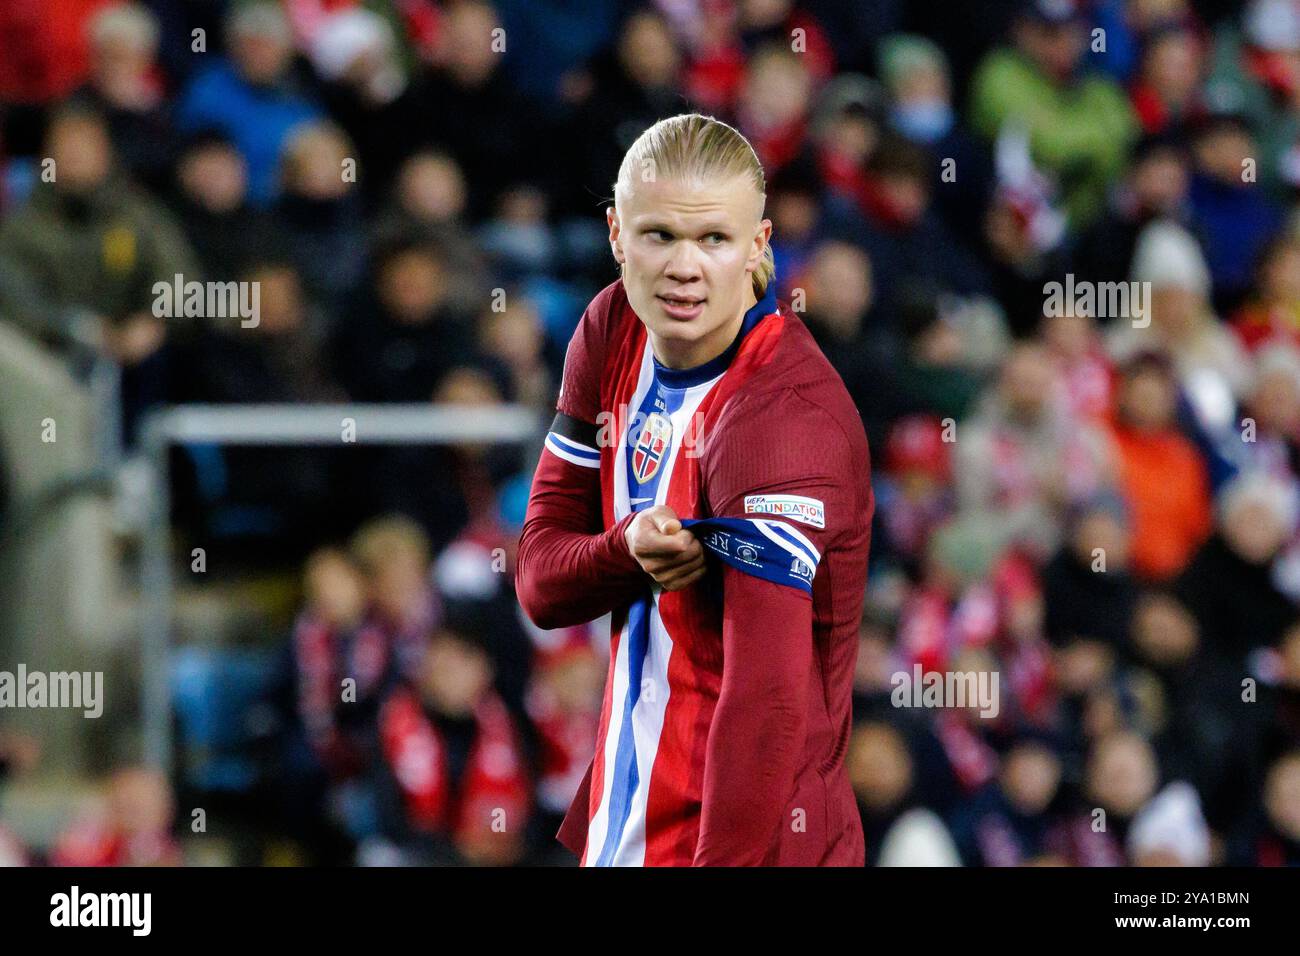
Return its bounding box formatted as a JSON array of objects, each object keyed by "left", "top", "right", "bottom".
[
  {"left": 0, "top": 104, "right": 201, "bottom": 365},
  {"left": 969, "top": 0, "right": 1136, "bottom": 230}
]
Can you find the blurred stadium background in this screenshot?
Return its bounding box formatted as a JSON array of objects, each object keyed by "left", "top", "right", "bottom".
[{"left": 1, "top": 0, "right": 1299, "bottom": 867}]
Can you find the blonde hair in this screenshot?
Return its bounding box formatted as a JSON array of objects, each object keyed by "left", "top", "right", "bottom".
[
  {"left": 349, "top": 515, "right": 430, "bottom": 577},
  {"left": 613, "top": 113, "right": 774, "bottom": 300},
  {"left": 281, "top": 121, "right": 355, "bottom": 187}
]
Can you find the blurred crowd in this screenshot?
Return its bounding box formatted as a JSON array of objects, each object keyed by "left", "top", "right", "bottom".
[{"left": 2, "top": 0, "right": 1300, "bottom": 865}]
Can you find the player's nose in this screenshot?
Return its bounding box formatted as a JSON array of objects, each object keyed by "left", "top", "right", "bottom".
[{"left": 663, "top": 244, "right": 704, "bottom": 282}]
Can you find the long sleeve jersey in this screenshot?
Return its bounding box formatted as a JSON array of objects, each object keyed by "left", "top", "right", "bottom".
[{"left": 517, "top": 278, "right": 872, "bottom": 866}]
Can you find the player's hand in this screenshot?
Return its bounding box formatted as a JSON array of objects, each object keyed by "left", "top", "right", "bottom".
[{"left": 624, "top": 505, "right": 707, "bottom": 591}]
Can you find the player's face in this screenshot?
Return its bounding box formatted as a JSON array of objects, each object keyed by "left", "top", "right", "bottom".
[{"left": 609, "top": 172, "right": 772, "bottom": 369}]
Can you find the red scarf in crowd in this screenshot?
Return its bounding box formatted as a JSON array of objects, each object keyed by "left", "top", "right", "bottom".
[{"left": 379, "top": 688, "right": 529, "bottom": 842}]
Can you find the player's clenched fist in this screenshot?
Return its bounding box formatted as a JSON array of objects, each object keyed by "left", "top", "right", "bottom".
[{"left": 624, "top": 505, "right": 707, "bottom": 591}]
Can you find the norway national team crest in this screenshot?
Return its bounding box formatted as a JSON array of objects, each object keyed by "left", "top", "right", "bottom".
[{"left": 631, "top": 412, "right": 673, "bottom": 484}]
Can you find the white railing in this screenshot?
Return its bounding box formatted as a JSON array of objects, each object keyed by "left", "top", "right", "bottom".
[{"left": 135, "top": 403, "right": 545, "bottom": 772}]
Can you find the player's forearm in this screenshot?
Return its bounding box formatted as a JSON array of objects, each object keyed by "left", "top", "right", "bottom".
[
  {"left": 517, "top": 512, "right": 644, "bottom": 629},
  {"left": 693, "top": 570, "right": 813, "bottom": 866},
  {"left": 516, "top": 450, "right": 646, "bottom": 630}
]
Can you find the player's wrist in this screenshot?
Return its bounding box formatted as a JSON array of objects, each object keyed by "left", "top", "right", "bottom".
[{"left": 606, "top": 512, "right": 644, "bottom": 576}]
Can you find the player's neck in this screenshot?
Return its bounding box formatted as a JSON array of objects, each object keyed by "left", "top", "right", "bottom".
[{"left": 651, "top": 284, "right": 758, "bottom": 371}]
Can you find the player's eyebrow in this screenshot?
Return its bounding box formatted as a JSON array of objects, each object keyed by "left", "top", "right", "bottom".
[{"left": 637, "top": 221, "right": 732, "bottom": 236}]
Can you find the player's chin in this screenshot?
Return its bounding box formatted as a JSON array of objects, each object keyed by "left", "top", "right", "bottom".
[{"left": 650, "top": 307, "right": 713, "bottom": 341}]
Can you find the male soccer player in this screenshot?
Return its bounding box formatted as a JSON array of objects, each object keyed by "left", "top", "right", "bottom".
[{"left": 516, "top": 114, "right": 872, "bottom": 866}]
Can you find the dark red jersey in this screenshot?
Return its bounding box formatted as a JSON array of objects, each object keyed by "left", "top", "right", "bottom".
[{"left": 517, "top": 277, "right": 872, "bottom": 865}]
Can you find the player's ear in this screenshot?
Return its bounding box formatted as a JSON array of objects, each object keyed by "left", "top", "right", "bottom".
[
  {"left": 607, "top": 206, "right": 626, "bottom": 265},
  {"left": 747, "top": 218, "right": 773, "bottom": 271}
]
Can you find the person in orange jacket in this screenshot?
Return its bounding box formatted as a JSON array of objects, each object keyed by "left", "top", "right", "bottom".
[{"left": 1108, "top": 351, "right": 1213, "bottom": 581}]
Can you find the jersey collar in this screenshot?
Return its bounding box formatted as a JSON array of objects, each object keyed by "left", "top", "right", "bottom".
[{"left": 651, "top": 281, "right": 779, "bottom": 391}]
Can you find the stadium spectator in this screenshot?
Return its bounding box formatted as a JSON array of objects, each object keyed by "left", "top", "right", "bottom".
[
  {"left": 558, "top": 9, "right": 690, "bottom": 223},
  {"left": 1229, "top": 749, "right": 1300, "bottom": 865},
  {"left": 168, "top": 256, "right": 342, "bottom": 546},
  {"left": 418, "top": 0, "right": 548, "bottom": 220},
  {"left": 1129, "top": 22, "right": 1209, "bottom": 137},
  {"left": 477, "top": 297, "right": 553, "bottom": 409},
  {"left": 51, "top": 767, "right": 183, "bottom": 867},
  {"left": 360, "top": 365, "right": 515, "bottom": 555},
  {"left": 799, "top": 240, "right": 877, "bottom": 411},
  {"left": 273, "top": 547, "right": 372, "bottom": 859},
  {"left": 175, "top": 1, "right": 323, "bottom": 206},
  {"left": 0, "top": 105, "right": 198, "bottom": 348},
  {"left": 878, "top": 33, "right": 994, "bottom": 237},
  {"left": 969, "top": 0, "right": 1136, "bottom": 227},
  {"left": 735, "top": 43, "right": 816, "bottom": 177},
  {"left": 1186, "top": 112, "right": 1285, "bottom": 312},
  {"left": 180, "top": 258, "right": 340, "bottom": 403},
  {"left": 1041, "top": 309, "right": 1114, "bottom": 421},
  {"left": 1175, "top": 471, "right": 1298, "bottom": 664},
  {"left": 373, "top": 150, "right": 488, "bottom": 305},
  {"left": 372, "top": 616, "right": 531, "bottom": 865},
  {"left": 490, "top": 0, "right": 623, "bottom": 106},
  {"left": 982, "top": 181, "right": 1071, "bottom": 338},
  {"left": 309, "top": 7, "right": 426, "bottom": 202},
  {"left": 737, "top": 0, "right": 835, "bottom": 84},
  {"left": 477, "top": 184, "right": 562, "bottom": 281},
  {"left": 1042, "top": 492, "right": 1138, "bottom": 648},
  {"left": 170, "top": 129, "right": 285, "bottom": 281},
  {"left": 76, "top": 3, "right": 175, "bottom": 192},
  {"left": 955, "top": 342, "right": 1111, "bottom": 559},
  {"left": 856, "top": 135, "right": 991, "bottom": 311},
  {"left": 1049, "top": 730, "right": 1161, "bottom": 865},
  {"left": 332, "top": 235, "right": 475, "bottom": 403},
  {"left": 274, "top": 120, "right": 367, "bottom": 316},
  {"left": 676, "top": 0, "right": 752, "bottom": 115},
  {"left": 1231, "top": 234, "right": 1300, "bottom": 352},
  {"left": 949, "top": 734, "right": 1063, "bottom": 865},
  {"left": 807, "top": 73, "right": 887, "bottom": 212},
  {"left": 1237, "top": 344, "right": 1300, "bottom": 483},
  {"left": 285, "top": 547, "right": 368, "bottom": 780},
  {"left": 1071, "top": 135, "right": 1193, "bottom": 294},
  {"left": 879, "top": 290, "right": 991, "bottom": 439},
  {"left": 1126, "top": 591, "right": 1244, "bottom": 830},
  {"left": 1107, "top": 351, "right": 1211, "bottom": 581},
  {"left": 0, "top": 104, "right": 199, "bottom": 441},
  {"left": 1203, "top": 0, "right": 1300, "bottom": 192},
  {"left": 349, "top": 515, "right": 442, "bottom": 687},
  {"left": 873, "top": 415, "right": 955, "bottom": 569},
  {"left": 848, "top": 722, "right": 928, "bottom": 866},
  {"left": 764, "top": 154, "right": 831, "bottom": 298},
  {"left": 875, "top": 806, "right": 963, "bottom": 865},
  {"left": 524, "top": 640, "right": 603, "bottom": 861},
  {"left": 1115, "top": 218, "right": 1247, "bottom": 437},
  {"left": 1126, "top": 779, "right": 1212, "bottom": 865}
]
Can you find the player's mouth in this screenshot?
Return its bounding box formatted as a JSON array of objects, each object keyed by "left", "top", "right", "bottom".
[{"left": 656, "top": 294, "right": 706, "bottom": 321}]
